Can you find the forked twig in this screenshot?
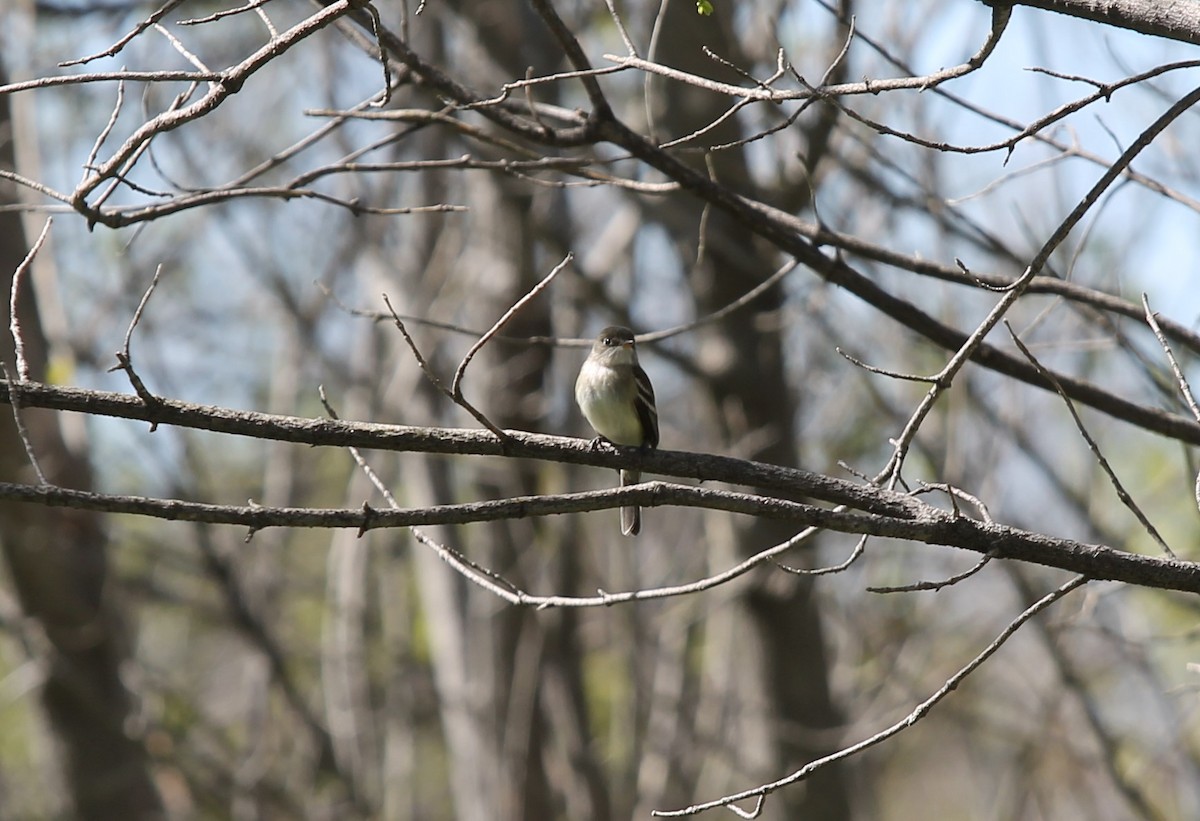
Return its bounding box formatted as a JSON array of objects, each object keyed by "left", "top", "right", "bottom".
[
  {"left": 109, "top": 265, "right": 164, "bottom": 423},
  {"left": 382, "top": 296, "right": 507, "bottom": 440},
  {"left": 450, "top": 252, "right": 572, "bottom": 398},
  {"left": 879, "top": 80, "right": 1200, "bottom": 491},
  {"left": 385, "top": 252, "right": 571, "bottom": 441}
]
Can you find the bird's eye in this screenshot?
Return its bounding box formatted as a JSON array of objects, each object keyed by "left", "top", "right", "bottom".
[{"left": 604, "top": 336, "right": 615, "bottom": 346}]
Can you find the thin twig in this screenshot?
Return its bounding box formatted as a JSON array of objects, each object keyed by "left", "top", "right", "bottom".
[
  {"left": 381, "top": 295, "right": 451, "bottom": 392},
  {"left": 356, "top": 1, "right": 392, "bottom": 107},
  {"left": 153, "top": 22, "right": 217, "bottom": 90},
  {"left": 59, "top": 0, "right": 187, "bottom": 67},
  {"left": 817, "top": 15, "right": 855, "bottom": 88},
  {"left": 1149, "top": 291, "right": 1200, "bottom": 515},
  {"left": 82, "top": 79, "right": 126, "bottom": 185},
  {"left": 601, "top": 0, "right": 639, "bottom": 56},
  {"left": 253, "top": 3, "right": 279, "bottom": 38},
  {"left": 651, "top": 575, "right": 1088, "bottom": 817},
  {"left": 775, "top": 534, "right": 866, "bottom": 577},
  {"left": 638, "top": 258, "right": 799, "bottom": 344},
  {"left": 868, "top": 550, "right": 997, "bottom": 594},
  {"left": 835, "top": 347, "right": 938, "bottom": 384},
  {"left": 381, "top": 295, "right": 508, "bottom": 440},
  {"left": 179, "top": 0, "right": 274, "bottom": 26},
  {"left": 1143, "top": 294, "right": 1200, "bottom": 424},
  {"left": 0, "top": 363, "right": 48, "bottom": 486},
  {"left": 450, "top": 252, "right": 572, "bottom": 399},
  {"left": 108, "top": 265, "right": 164, "bottom": 418},
  {"left": 1006, "top": 322, "right": 1175, "bottom": 559},
  {"left": 8, "top": 218, "right": 52, "bottom": 382}
]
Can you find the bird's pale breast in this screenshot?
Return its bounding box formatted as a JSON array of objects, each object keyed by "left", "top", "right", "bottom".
[{"left": 575, "top": 359, "right": 643, "bottom": 445}]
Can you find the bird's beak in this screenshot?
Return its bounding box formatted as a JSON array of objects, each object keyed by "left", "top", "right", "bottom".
[{"left": 622, "top": 341, "right": 634, "bottom": 350}]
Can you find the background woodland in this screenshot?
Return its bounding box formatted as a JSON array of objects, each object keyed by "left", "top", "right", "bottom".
[{"left": 2, "top": 0, "right": 1200, "bottom": 819}]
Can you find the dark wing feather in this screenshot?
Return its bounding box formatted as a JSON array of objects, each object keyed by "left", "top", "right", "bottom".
[{"left": 633, "top": 364, "right": 659, "bottom": 449}]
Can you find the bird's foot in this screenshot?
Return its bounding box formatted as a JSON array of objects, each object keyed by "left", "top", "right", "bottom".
[{"left": 588, "top": 436, "right": 618, "bottom": 453}]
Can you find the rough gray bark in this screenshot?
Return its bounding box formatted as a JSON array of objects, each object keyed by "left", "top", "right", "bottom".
[{"left": 987, "top": 0, "right": 1200, "bottom": 45}]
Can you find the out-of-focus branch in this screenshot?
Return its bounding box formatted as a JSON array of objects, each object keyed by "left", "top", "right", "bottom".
[
  {"left": 652, "top": 574, "right": 1090, "bottom": 817},
  {"left": 604, "top": 4, "right": 1012, "bottom": 102},
  {"left": 68, "top": 0, "right": 357, "bottom": 226}
]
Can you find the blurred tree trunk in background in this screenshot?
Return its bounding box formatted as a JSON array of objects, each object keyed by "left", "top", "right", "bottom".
[
  {"left": 0, "top": 60, "right": 164, "bottom": 820},
  {"left": 648, "top": 3, "right": 851, "bottom": 818},
  {"left": 389, "top": 3, "right": 609, "bottom": 817},
  {"left": 4, "top": 0, "right": 1200, "bottom": 818}
]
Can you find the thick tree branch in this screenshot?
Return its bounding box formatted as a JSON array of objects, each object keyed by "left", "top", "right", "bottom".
[
  {"left": 1, "top": 383, "right": 1198, "bottom": 595},
  {"left": 984, "top": 0, "right": 1200, "bottom": 46},
  {"left": 0, "top": 380, "right": 923, "bottom": 517},
  {"left": 0, "top": 479, "right": 1197, "bottom": 593}
]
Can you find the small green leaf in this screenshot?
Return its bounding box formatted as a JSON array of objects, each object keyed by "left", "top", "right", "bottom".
[{"left": 696, "top": 0, "right": 713, "bottom": 15}]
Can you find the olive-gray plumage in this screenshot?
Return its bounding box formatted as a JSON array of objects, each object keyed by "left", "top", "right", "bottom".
[{"left": 575, "top": 326, "right": 658, "bottom": 535}]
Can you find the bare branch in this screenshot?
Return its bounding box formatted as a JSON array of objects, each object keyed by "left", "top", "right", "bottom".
[
  {"left": 606, "top": 4, "right": 1010, "bottom": 103},
  {"left": 1143, "top": 294, "right": 1200, "bottom": 424},
  {"left": 381, "top": 295, "right": 508, "bottom": 440},
  {"left": 108, "top": 265, "right": 164, "bottom": 415},
  {"left": 58, "top": 0, "right": 187, "bottom": 67},
  {"left": 879, "top": 80, "right": 1200, "bottom": 485},
  {"left": 651, "top": 575, "right": 1089, "bottom": 817},
  {"left": 1007, "top": 322, "right": 1176, "bottom": 559},
  {"left": 997, "top": 0, "right": 1200, "bottom": 46},
  {"left": 7, "top": 218, "right": 51, "bottom": 382},
  {"left": 449, "top": 253, "right": 570, "bottom": 399},
  {"left": 0, "top": 383, "right": 1197, "bottom": 593},
  {"left": 71, "top": 1, "right": 359, "bottom": 225}
]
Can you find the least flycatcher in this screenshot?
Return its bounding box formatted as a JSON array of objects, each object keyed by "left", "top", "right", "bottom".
[{"left": 575, "top": 326, "right": 659, "bottom": 536}]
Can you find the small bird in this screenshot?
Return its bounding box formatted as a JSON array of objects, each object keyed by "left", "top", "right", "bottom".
[{"left": 575, "top": 326, "right": 659, "bottom": 536}]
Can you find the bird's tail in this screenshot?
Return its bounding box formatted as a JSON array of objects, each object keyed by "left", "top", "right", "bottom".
[{"left": 620, "top": 468, "right": 641, "bottom": 536}]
